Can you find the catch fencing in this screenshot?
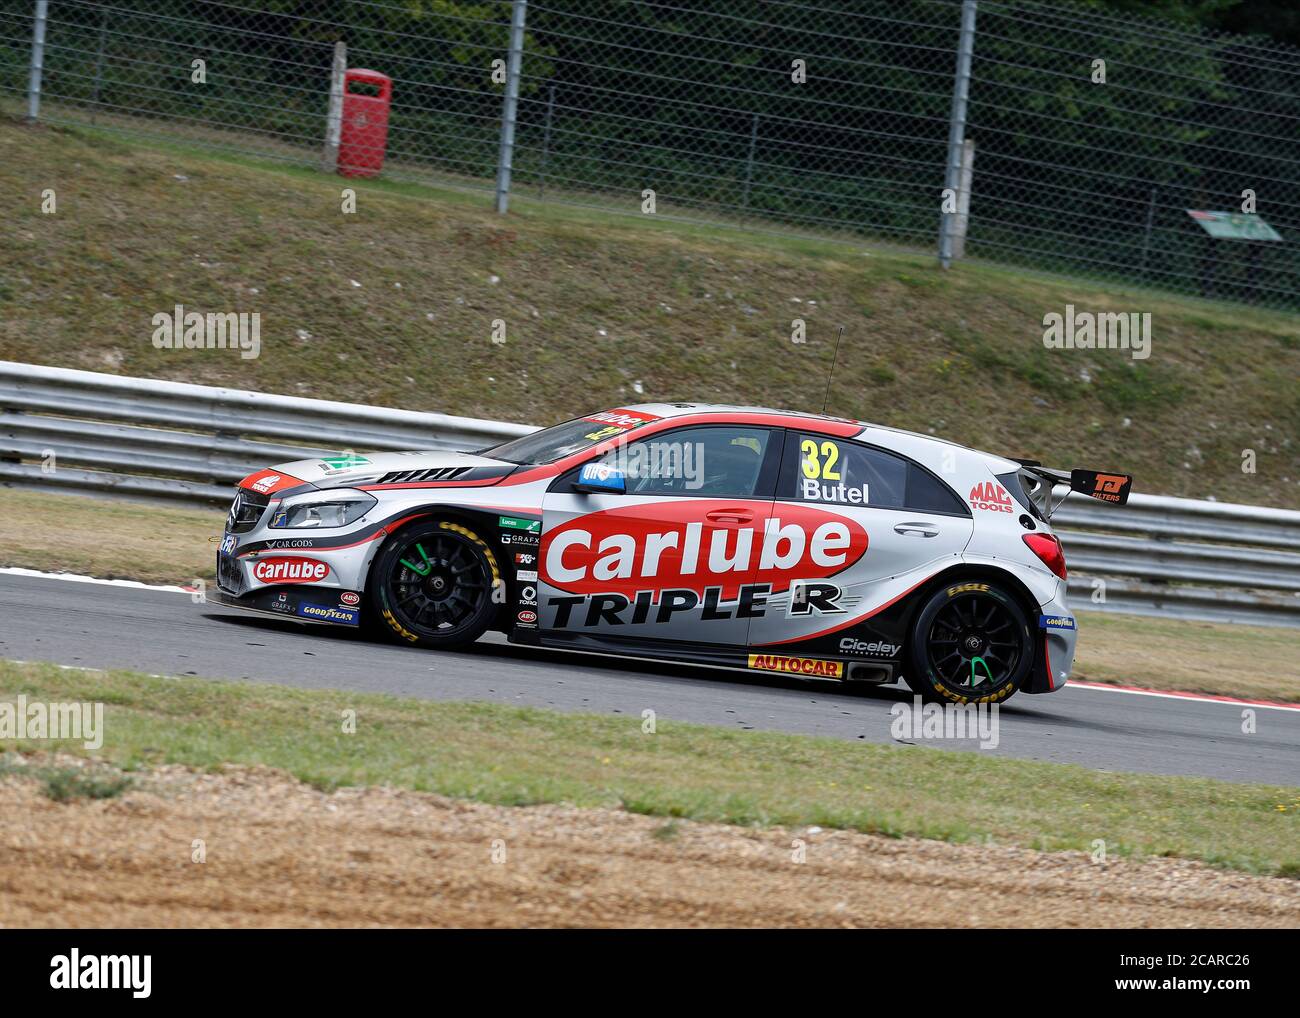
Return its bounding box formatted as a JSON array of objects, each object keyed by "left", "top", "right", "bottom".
[{"left": 4, "top": 0, "right": 1299, "bottom": 309}]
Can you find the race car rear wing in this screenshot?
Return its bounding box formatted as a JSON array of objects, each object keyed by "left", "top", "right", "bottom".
[{"left": 1009, "top": 460, "right": 1133, "bottom": 519}]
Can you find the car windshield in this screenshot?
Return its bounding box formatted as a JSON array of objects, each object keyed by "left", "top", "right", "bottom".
[{"left": 481, "top": 412, "right": 657, "bottom": 465}]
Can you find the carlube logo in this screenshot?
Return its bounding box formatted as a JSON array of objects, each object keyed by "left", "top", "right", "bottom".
[
  {"left": 251, "top": 556, "right": 330, "bottom": 583},
  {"left": 542, "top": 501, "right": 867, "bottom": 599},
  {"left": 969, "top": 481, "right": 1013, "bottom": 512}
]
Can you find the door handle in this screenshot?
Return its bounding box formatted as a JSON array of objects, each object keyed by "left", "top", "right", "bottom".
[
  {"left": 894, "top": 522, "right": 939, "bottom": 538},
  {"left": 706, "top": 508, "right": 754, "bottom": 524}
]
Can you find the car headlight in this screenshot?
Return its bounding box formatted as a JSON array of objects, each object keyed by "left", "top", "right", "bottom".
[{"left": 268, "top": 490, "right": 377, "bottom": 529}]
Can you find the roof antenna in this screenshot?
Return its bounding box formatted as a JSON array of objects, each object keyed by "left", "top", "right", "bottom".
[{"left": 821, "top": 326, "right": 845, "bottom": 416}]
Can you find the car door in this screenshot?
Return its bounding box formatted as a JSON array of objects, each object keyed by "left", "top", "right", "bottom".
[
  {"left": 745, "top": 431, "right": 973, "bottom": 647},
  {"left": 538, "top": 424, "right": 783, "bottom": 647}
]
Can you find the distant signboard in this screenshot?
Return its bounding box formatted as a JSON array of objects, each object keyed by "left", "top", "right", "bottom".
[{"left": 1186, "top": 210, "right": 1282, "bottom": 242}]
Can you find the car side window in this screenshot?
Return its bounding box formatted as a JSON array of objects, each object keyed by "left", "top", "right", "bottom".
[
  {"left": 782, "top": 433, "right": 967, "bottom": 515},
  {"left": 594, "top": 426, "right": 774, "bottom": 498}
]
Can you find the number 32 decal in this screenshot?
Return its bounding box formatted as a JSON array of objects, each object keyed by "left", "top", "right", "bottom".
[{"left": 800, "top": 438, "right": 841, "bottom": 480}]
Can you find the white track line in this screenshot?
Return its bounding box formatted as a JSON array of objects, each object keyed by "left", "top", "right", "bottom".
[
  {"left": 1066, "top": 679, "right": 1300, "bottom": 712},
  {"left": 0, "top": 566, "right": 195, "bottom": 593},
  {"left": 4, "top": 567, "right": 1297, "bottom": 712}
]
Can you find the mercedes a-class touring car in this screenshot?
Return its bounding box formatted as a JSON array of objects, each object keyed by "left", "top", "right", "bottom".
[{"left": 211, "top": 404, "right": 1131, "bottom": 704}]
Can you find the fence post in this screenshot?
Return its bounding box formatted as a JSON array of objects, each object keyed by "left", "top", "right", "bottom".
[
  {"left": 321, "top": 41, "right": 347, "bottom": 174},
  {"left": 938, "top": 0, "right": 977, "bottom": 269},
  {"left": 742, "top": 113, "right": 759, "bottom": 211},
  {"left": 495, "top": 0, "right": 528, "bottom": 214},
  {"left": 26, "top": 0, "right": 48, "bottom": 123},
  {"left": 90, "top": 6, "right": 107, "bottom": 123},
  {"left": 951, "top": 138, "right": 975, "bottom": 259},
  {"left": 1139, "top": 187, "right": 1156, "bottom": 278},
  {"left": 538, "top": 83, "right": 555, "bottom": 199}
]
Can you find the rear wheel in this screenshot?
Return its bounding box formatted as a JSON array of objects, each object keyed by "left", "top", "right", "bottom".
[
  {"left": 904, "top": 580, "right": 1032, "bottom": 703},
  {"left": 371, "top": 519, "right": 500, "bottom": 648}
]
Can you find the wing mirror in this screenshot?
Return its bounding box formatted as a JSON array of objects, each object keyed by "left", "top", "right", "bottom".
[{"left": 573, "top": 461, "right": 626, "bottom": 495}]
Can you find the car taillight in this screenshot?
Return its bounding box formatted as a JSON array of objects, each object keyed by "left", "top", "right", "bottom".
[{"left": 1023, "top": 533, "right": 1067, "bottom": 580}]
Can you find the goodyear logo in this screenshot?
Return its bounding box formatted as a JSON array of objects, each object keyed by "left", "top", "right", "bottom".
[
  {"left": 747, "top": 654, "right": 843, "bottom": 679},
  {"left": 296, "top": 602, "right": 359, "bottom": 626},
  {"left": 1039, "top": 614, "right": 1076, "bottom": 630}
]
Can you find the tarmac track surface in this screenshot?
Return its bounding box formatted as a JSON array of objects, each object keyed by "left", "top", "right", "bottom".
[{"left": 1, "top": 572, "right": 1297, "bottom": 785}]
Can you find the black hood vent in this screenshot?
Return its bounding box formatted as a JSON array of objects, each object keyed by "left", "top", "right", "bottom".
[{"left": 375, "top": 466, "right": 472, "bottom": 484}]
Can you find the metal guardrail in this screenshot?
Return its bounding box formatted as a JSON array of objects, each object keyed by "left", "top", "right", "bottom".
[
  {"left": 0, "top": 361, "right": 534, "bottom": 504},
  {"left": 1, "top": 361, "right": 1296, "bottom": 628}
]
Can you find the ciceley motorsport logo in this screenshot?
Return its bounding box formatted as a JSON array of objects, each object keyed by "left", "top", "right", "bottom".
[{"left": 540, "top": 501, "right": 867, "bottom": 628}]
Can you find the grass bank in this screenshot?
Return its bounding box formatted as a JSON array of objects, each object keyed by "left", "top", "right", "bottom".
[{"left": 1, "top": 118, "right": 1297, "bottom": 506}]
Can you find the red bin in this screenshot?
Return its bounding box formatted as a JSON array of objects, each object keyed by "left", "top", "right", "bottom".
[{"left": 337, "top": 69, "right": 392, "bottom": 178}]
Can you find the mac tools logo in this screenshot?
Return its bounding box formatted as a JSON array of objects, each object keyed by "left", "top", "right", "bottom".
[
  {"left": 541, "top": 501, "right": 867, "bottom": 600},
  {"left": 969, "top": 481, "right": 1013, "bottom": 512},
  {"left": 251, "top": 556, "right": 330, "bottom": 583}
]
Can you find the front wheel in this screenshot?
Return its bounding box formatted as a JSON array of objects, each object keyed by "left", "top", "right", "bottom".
[
  {"left": 903, "top": 580, "right": 1033, "bottom": 704},
  {"left": 370, "top": 519, "right": 501, "bottom": 648}
]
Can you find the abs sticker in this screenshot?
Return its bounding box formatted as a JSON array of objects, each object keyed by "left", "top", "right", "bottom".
[
  {"left": 517, "top": 609, "right": 538, "bottom": 624},
  {"left": 748, "top": 654, "right": 843, "bottom": 679},
  {"left": 1039, "top": 614, "right": 1076, "bottom": 630}
]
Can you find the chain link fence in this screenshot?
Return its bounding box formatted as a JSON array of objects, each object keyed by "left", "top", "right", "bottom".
[{"left": 4, "top": 0, "right": 1299, "bottom": 310}]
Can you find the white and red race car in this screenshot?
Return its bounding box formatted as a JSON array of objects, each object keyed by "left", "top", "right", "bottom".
[{"left": 212, "top": 404, "right": 1131, "bottom": 703}]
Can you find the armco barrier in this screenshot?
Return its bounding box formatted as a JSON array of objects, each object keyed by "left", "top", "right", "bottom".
[{"left": 1, "top": 361, "right": 1296, "bottom": 628}]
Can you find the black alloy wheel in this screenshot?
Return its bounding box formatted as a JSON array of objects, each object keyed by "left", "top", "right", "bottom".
[
  {"left": 905, "top": 581, "right": 1033, "bottom": 703},
  {"left": 372, "top": 520, "right": 500, "bottom": 648}
]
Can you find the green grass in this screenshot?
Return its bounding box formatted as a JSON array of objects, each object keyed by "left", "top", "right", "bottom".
[
  {"left": 1, "top": 659, "right": 1296, "bottom": 876},
  {"left": 1072, "top": 610, "right": 1300, "bottom": 704},
  {"left": 1, "top": 117, "right": 1298, "bottom": 507},
  {"left": 0, "top": 752, "right": 132, "bottom": 803}
]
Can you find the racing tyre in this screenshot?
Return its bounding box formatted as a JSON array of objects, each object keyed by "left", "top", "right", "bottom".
[
  {"left": 371, "top": 519, "right": 501, "bottom": 648},
  {"left": 904, "top": 580, "right": 1032, "bottom": 704}
]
